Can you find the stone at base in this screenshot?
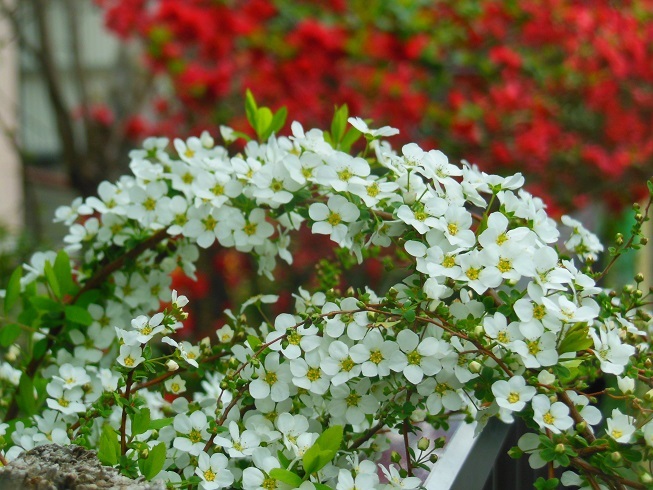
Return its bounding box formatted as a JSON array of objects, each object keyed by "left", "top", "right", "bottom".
[{"left": 0, "top": 444, "right": 166, "bottom": 490}]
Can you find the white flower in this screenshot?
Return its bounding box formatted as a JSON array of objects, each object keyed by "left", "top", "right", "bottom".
[
  {"left": 321, "top": 340, "right": 362, "bottom": 386},
  {"left": 389, "top": 329, "right": 444, "bottom": 384},
  {"left": 290, "top": 350, "right": 331, "bottom": 395},
  {"left": 117, "top": 345, "right": 145, "bottom": 369},
  {"left": 380, "top": 464, "right": 421, "bottom": 489},
  {"left": 605, "top": 408, "right": 636, "bottom": 443},
  {"left": 590, "top": 325, "right": 635, "bottom": 375},
  {"left": 174, "top": 411, "right": 210, "bottom": 456},
  {"left": 242, "top": 448, "right": 281, "bottom": 490},
  {"left": 45, "top": 381, "right": 86, "bottom": 415},
  {"left": 53, "top": 363, "right": 91, "bottom": 389},
  {"left": 215, "top": 421, "right": 261, "bottom": 458},
  {"left": 531, "top": 394, "right": 573, "bottom": 434},
  {"left": 195, "top": 451, "right": 234, "bottom": 489},
  {"left": 512, "top": 331, "right": 558, "bottom": 368},
  {"left": 329, "top": 378, "right": 378, "bottom": 426},
  {"left": 492, "top": 376, "right": 536, "bottom": 412},
  {"left": 249, "top": 352, "right": 292, "bottom": 402},
  {"left": 165, "top": 375, "right": 186, "bottom": 395},
  {"left": 309, "top": 195, "right": 360, "bottom": 245},
  {"left": 349, "top": 330, "right": 398, "bottom": 378},
  {"left": 347, "top": 116, "right": 399, "bottom": 138},
  {"left": 642, "top": 420, "right": 653, "bottom": 447}
]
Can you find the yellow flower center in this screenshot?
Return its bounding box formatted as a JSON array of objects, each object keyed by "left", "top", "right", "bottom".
[
  {"left": 327, "top": 212, "right": 342, "bottom": 226},
  {"left": 211, "top": 183, "right": 224, "bottom": 196},
  {"left": 542, "top": 412, "right": 555, "bottom": 425},
  {"left": 203, "top": 215, "right": 218, "bottom": 231},
  {"left": 508, "top": 392, "right": 520, "bottom": 404},
  {"left": 244, "top": 222, "right": 258, "bottom": 236},
  {"left": 124, "top": 355, "right": 134, "bottom": 367},
  {"left": 533, "top": 304, "right": 546, "bottom": 320},
  {"left": 189, "top": 429, "right": 202, "bottom": 443},
  {"left": 498, "top": 258, "right": 512, "bottom": 273},
  {"left": 345, "top": 392, "right": 361, "bottom": 407},
  {"left": 264, "top": 372, "right": 278, "bottom": 386},
  {"left": 465, "top": 267, "right": 480, "bottom": 281},
  {"left": 369, "top": 350, "right": 384, "bottom": 365},
  {"left": 203, "top": 469, "right": 215, "bottom": 482},
  {"left": 307, "top": 367, "right": 321, "bottom": 382},
  {"left": 527, "top": 340, "right": 541, "bottom": 355},
  {"left": 367, "top": 182, "right": 380, "bottom": 197},
  {"left": 407, "top": 350, "right": 422, "bottom": 366},
  {"left": 337, "top": 169, "right": 353, "bottom": 181},
  {"left": 182, "top": 172, "right": 194, "bottom": 184},
  {"left": 340, "top": 356, "right": 355, "bottom": 372},
  {"left": 143, "top": 197, "right": 157, "bottom": 211},
  {"left": 287, "top": 332, "right": 301, "bottom": 345},
  {"left": 448, "top": 223, "right": 458, "bottom": 236}
]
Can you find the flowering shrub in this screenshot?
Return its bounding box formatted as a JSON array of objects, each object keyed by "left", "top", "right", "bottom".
[
  {"left": 95, "top": 0, "right": 653, "bottom": 211},
  {"left": 1, "top": 98, "right": 653, "bottom": 489}
]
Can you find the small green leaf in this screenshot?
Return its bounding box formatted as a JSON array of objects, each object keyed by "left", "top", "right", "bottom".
[
  {"left": 29, "top": 295, "right": 62, "bottom": 312},
  {"left": 256, "top": 107, "right": 273, "bottom": 140},
  {"left": 4, "top": 266, "right": 22, "bottom": 314},
  {"left": 314, "top": 425, "right": 343, "bottom": 454},
  {"left": 303, "top": 426, "right": 343, "bottom": 474},
  {"left": 139, "top": 442, "right": 166, "bottom": 480},
  {"left": 245, "top": 89, "right": 258, "bottom": 130},
  {"left": 64, "top": 305, "right": 93, "bottom": 326},
  {"left": 339, "top": 127, "right": 362, "bottom": 152},
  {"left": 43, "top": 262, "right": 61, "bottom": 299},
  {"left": 330, "top": 104, "right": 348, "bottom": 144},
  {"left": 402, "top": 309, "right": 416, "bottom": 322},
  {"left": 647, "top": 180, "right": 653, "bottom": 195},
  {"left": 314, "top": 484, "right": 331, "bottom": 490},
  {"left": 149, "top": 417, "right": 174, "bottom": 430},
  {"left": 32, "top": 338, "right": 49, "bottom": 362},
  {"left": 17, "top": 374, "right": 36, "bottom": 416},
  {"left": 558, "top": 324, "right": 592, "bottom": 354},
  {"left": 247, "top": 335, "right": 262, "bottom": 350},
  {"left": 0, "top": 323, "right": 21, "bottom": 347},
  {"left": 270, "top": 106, "right": 288, "bottom": 135},
  {"left": 54, "top": 250, "right": 76, "bottom": 296},
  {"left": 98, "top": 424, "right": 120, "bottom": 466},
  {"left": 269, "top": 468, "right": 303, "bottom": 487},
  {"left": 132, "top": 407, "right": 151, "bottom": 436}
]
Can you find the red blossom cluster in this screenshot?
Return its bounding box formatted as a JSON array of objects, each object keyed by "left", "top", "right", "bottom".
[{"left": 95, "top": 0, "right": 653, "bottom": 212}]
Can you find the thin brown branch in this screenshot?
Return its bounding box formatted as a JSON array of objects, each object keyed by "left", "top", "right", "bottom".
[
  {"left": 403, "top": 419, "right": 413, "bottom": 477},
  {"left": 351, "top": 420, "right": 386, "bottom": 450}
]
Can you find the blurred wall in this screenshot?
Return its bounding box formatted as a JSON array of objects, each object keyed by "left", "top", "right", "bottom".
[{"left": 0, "top": 0, "right": 23, "bottom": 232}]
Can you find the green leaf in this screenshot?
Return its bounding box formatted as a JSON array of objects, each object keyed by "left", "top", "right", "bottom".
[
  {"left": 32, "top": 338, "right": 49, "bottom": 362},
  {"left": 330, "top": 104, "right": 348, "bottom": 144},
  {"left": 98, "top": 424, "right": 120, "bottom": 466},
  {"left": 303, "top": 426, "right": 343, "bottom": 474},
  {"left": 558, "top": 323, "right": 592, "bottom": 354},
  {"left": 149, "top": 417, "right": 174, "bottom": 430},
  {"left": 245, "top": 89, "right": 258, "bottom": 131},
  {"left": 139, "top": 442, "right": 166, "bottom": 480},
  {"left": 53, "top": 250, "right": 76, "bottom": 296},
  {"left": 64, "top": 305, "right": 93, "bottom": 326},
  {"left": 402, "top": 309, "right": 416, "bottom": 322},
  {"left": 29, "top": 295, "right": 62, "bottom": 312},
  {"left": 269, "top": 468, "right": 303, "bottom": 487},
  {"left": 339, "top": 127, "right": 362, "bottom": 152},
  {"left": 17, "top": 374, "right": 36, "bottom": 416},
  {"left": 648, "top": 180, "right": 653, "bottom": 195},
  {"left": 4, "top": 266, "right": 22, "bottom": 314},
  {"left": 247, "top": 335, "right": 262, "bottom": 350},
  {"left": 314, "top": 484, "right": 331, "bottom": 490},
  {"left": 256, "top": 107, "right": 273, "bottom": 140},
  {"left": 132, "top": 407, "right": 151, "bottom": 436},
  {"left": 314, "top": 425, "right": 343, "bottom": 454},
  {"left": 0, "top": 323, "right": 21, "bottom": 347},
  {"left": 270, "top": 106, "right": 288, "bottom": 135},
  {"left": 43, "top": 262, "right": 61, "bottom": 299}
]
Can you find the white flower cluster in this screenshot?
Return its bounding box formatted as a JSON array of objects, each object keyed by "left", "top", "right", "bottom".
[{"left": 3, "top": 115, "right": 651, "bottom": 489}]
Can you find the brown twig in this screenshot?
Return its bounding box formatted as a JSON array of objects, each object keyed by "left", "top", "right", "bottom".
[{"left": 403, "top": 419, "right": 413, "bottom": 477}]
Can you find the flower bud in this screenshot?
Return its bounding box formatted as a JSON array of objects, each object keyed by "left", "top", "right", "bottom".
[
  {"left": 391, "top": 451, "right": 402, "bottom": 463},
  {"left": 166, "top": 360, "right": 179, "bottom": 372},
  {"left": 635, "top": 213, "right": 643, "bottom": 222},
  {"left": 555, "top": 444, "right": 566, "bottom": 454},
  {"left": 417, "top": 437, "right": 430, "bottom": 451},
  {"left": 508, "top": 446, "right": 523, "bottom": 459},
  {"left": 641, "top": 237, "right": 649, "bottom": 246},
  {"left": 646, "top": 358, "right": 653, "bottom": 368},
  {"left": 615, "top": 233, "right": 624, "bottom": 245},
  {"left": 538, "top": 370, "right": 556, "bottom": 385},
  {"left": 140, "top": 448, "right": 149, "bottom": 459},
  {"left": 617, "top": 376, "right": 635, "bottom": 394},
  {"left": 576, "top": 421, "right": 587, "bottom": 433},
  {"left": 201, "top": 336, "right": 211, "bottom": 351},
  {"left": 644, "top": 389, "right": 653, "bottom": 402},
  {"left": 469, "top": 361, "right": 482, "bottom": 373},
  {"left": 635, "top": 273, "right": 645, "bottom": 283},
  {"left": 429, "top": 454, "right": 439, "bottom": 463},
  {"left": 228, "top": 357, "right": 239, "bottom": 369},
  {"left": 641, "top": 473, "right": 653, "bottom": 484},
  {"left": 634, "top": 289, "right": 644, "bottom": 298},
  {"left": 611, "top": 451, "right": 622, "bottom": 463},
  {"left": 474, "top": 325, "right": 484, "bottom": 336}
]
